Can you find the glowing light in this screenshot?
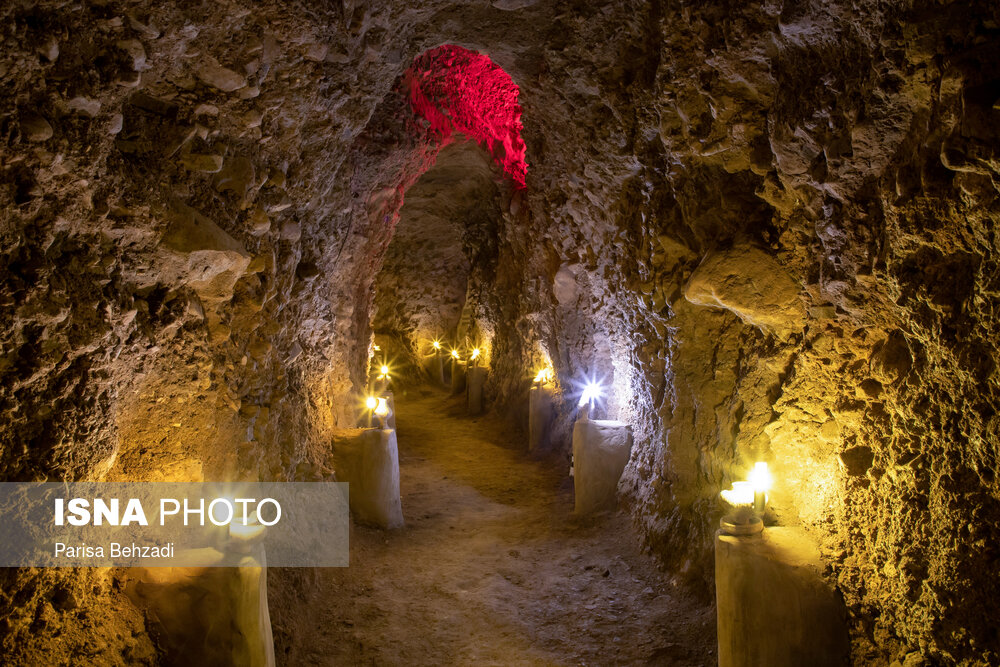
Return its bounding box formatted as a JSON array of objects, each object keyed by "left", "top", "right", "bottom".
[
  {"left": 374, "top": 397, "right": 390, "bottom": 418},
  {"left": 451, "top": 349, "right": 460, "bottom": 360},
  {"left": 432, "top": 340, "right": 441, "bottom": 350},
  {"left": 365, "top": 396, "right": 377, "bottom": 410},
  {"left": 380, "top": 364, "right": 390, "bottom": 376},
  {"left": 402, "top": 45, "right": 527, "bottom": 188},
  {"left": 534, "top": 368, "right": 553, "bottom": 383},
  {"left": 471, "top": 348, "right": 481, "bottom": 360},
  {"left": 748, "top": 462, "right": 773, "bottom": 494},
  {"left": 373, "top": 344, "right": 381, "bottom": 351},
  {"left": 229, "top": 520, "right": 266, "bottom": 540},
  {"left": 578, "top": 381, "right": 603, "bottom": 407},
  {"left": 720, "top": 481, "right": 755, "bottom": 507}
]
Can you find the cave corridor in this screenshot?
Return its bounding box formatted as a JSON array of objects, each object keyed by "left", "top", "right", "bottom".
[{"left": 2, "top": 1, "right": 1000, "bottom": 666}]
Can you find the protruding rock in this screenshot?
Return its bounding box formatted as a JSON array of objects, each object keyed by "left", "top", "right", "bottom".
[
  {"left": 21, "top": 113, "right": 53, "bottom": 142},
  {"left": 116, "top": 39, "right": 147, "bottom": 71},
  {"left": 194, "top": 103, "right": 219, "bottom": 117},
  {"left": 213, "top": 156, "right": 254, "bottom": 200},
  {"left": 279, "top": 221, "right": 301, "bottom": 242},
  {"left": 248, "top": 207, "right": 270, "bottom": 236},
  {"left": 109, "top": 114, "right": 124, "bottom": 135},
  {"left": 242, "top": 109, "right": 263, "bottom": 129},
  {"left": 68, "top": 97, "right": 102, "bottom": 118},
  {"left": 129, "top": 92, "right": 177, "bottom": 117},
  {"left": 194, "top": 55, "right": 247, "bottom": 92},
  {"left": 155, "top": 199, "right": 252, "bottom": 306},
  {"left": 127, "top": 15, "right": 161, "bottom": 40},
  {"left": 37, "top": 37, "right": 59, "bottom": 62},
  {"left": 265, "top": 168, "right": 286, "bottom": 189},
  {"left": 683, "top": 246, "right": 805, "bottom": 337},
  {"left": 304, "top": 43, "right": 328, "bottom": 63},
  {"left": 180, "top": 154, "right": 224, "bottom": 173}
]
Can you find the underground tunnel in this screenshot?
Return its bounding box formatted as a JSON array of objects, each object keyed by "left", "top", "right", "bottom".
[{"left": 1, "top": 1, "right": 1000, "bottom": 666}]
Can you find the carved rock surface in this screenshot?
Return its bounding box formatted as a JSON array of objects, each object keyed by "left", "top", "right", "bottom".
[
  {"left": 683, "top": 246, "right": 805, "bottom": 337},
  {"left": 157, "top": 200, "right": 252, "bottom": 305}
]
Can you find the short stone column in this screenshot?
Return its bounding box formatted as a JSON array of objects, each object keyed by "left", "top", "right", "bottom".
[
  {"left": 126, "top": 547, "right": 275, "bottom": 667},
  {"left": 528, "top": 383, "right": 555, "bottom": 452},
  {"left": 332, "top": 428, "right": 404, "bottom": 529},
  {"left": 467, "top": 366, "right": 487, "bottom": 415},
  {"left": 450, "top": 358, "right": 466, "bottom": 395},
  {"left": 715, "top": 526, "right": 849, "bottom": 667},
  {"left": 571, "top": 418, "right": 632, "bottom": 515}
]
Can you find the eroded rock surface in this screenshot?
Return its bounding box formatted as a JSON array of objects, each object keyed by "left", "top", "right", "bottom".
[{"left": 683, "top": 245, "right": 806, "bottom": 337}]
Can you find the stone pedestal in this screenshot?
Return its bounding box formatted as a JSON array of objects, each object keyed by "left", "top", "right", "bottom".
[
  {"left": 126, "top": 548, "right": 275, "bottom": 667},
  {"left": 528, "top": 383, "right": 555, "bottom": 452},
  {"left": 571, "top": 418, "right": 632, "bottom": 515},
  {"left": 715, "top": 527, "right": 849, "bottom": 667},
  {"left": 467, "top": 366, "right": 487, "bottom": 415},
  {"left": 434, "top": 353, "right": 445, "bottom": 386},
  {"left": 333, "top": 428, "right": 404, "bottom": 529},
  {"left": 450, "top": 358, "right": 466, "bottom": 395}
]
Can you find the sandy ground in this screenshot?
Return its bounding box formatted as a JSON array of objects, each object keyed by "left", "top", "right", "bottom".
[{"left": 272, "top": 386, "right": 716, "bottom": 666}]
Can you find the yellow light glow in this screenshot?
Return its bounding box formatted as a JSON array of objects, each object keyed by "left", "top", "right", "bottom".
[
  {"left": 432, "top": 340, "right": 441, "bottom": 350},
  {"left": 748, "top": 462, "right": 773, "bottom": 494},
  {"left": 451, "top": 349, "right": 460, "bottom": 359},
  {"left": 471, "top": 348, "right": 481, "bottom": 359},
  {"left": 720, "top": 481, "right": 754, "bottom": 507},
  {"left": 365, "top": 396, "right": 377, "bottom": 410},
  {"left": 534, "top": 368, "right": 553, "bottom": 383},
  {"left": 229, "top": 521, "right": 266, "bottom": 540},
  {"left": 380, "top": 364, "right": 390, "bottom": 376},
  {"left": 373, "top": 344, "right": 381, "bottom": 351},
  {"left": 374, "top": 397, "right": 389, "bottom": 417}
]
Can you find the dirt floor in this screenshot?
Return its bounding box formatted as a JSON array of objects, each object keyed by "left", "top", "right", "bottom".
[{"left": 271, "top": 386, "right": 717, "bottom": 666}]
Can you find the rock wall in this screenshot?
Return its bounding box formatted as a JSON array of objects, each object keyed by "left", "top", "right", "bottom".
[{"left": 1, "top": 0, "right": 999, "bottom": 665}]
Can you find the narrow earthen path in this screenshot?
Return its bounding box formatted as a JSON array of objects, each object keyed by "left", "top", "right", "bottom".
[{"left": 274, "top": 386, "right": 716, "bottom": 666}]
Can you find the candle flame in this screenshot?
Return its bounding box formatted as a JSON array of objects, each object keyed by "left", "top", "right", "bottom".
[
  {"left": 720, "top": 481, "right": 754, "bottom": 507},
  {"left": 534, "top": 367, "right": 553, "bottom": 383},
  {"left": 748, "top": 462, "right": 773, "bottom": 493}
]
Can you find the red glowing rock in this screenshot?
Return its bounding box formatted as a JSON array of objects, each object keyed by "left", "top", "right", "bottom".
[{"left": 403, "top": 45, "right": 527, "bottom": 188}]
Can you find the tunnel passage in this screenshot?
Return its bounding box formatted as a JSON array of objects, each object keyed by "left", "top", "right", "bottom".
[
  {"left": 360, "top": 44, "right": 527, "bottom": 382},
  {"left": 373, "top": 140, "right": 503, "bottom": 356},
  {"left": 5, "top": 2, "right": 1000, "bottom": 665}
]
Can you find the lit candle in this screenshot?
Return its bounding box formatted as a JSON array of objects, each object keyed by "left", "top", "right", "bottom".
[
  {"left": 747, "top": 461, "right": 772, "bottom": 514},
  {"left": 577, "top": 381, "right": 602, "bottom": 421},
  {"left": 374, "top": 397, "right": 390, "bottom": 429},
  {"left": 720, "top": 481, "right": 754, "bottom": 507}
]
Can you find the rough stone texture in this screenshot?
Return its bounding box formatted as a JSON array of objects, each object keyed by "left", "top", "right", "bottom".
[
  {"left": 683, "top": 245, "right": 806, "bottom": 338},
  {"left": 0, "top": 0, "right": 998, "bottom": 665}
]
